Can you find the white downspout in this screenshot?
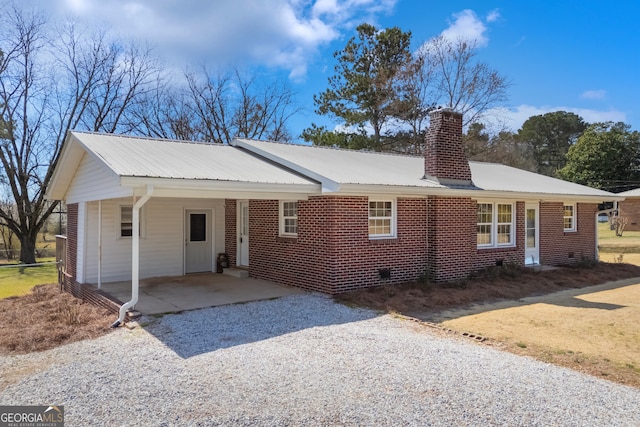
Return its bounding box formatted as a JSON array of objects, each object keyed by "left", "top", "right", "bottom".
[
  {"left": 98, "top": 200, "right": 102, "bottom": 289},
  {"left": 111, "top": 185, "right": 154, "bottom": 328}
]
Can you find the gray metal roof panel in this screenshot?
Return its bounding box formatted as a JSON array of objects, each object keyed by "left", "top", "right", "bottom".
[
  {"left": 71, "top": 132, "right": 316, "bottom": 185},
  {"left": 234, "top": 138, "right": 444, "bottom": 188},
  {"left": 235, "top": 138, "right": 617, "bottom": 198},
  {"left": 616, "top": 188, "right": 640, "bottom": 197},
  {"left": 469, "top": 162, "right": 617, "bottom": 197}
]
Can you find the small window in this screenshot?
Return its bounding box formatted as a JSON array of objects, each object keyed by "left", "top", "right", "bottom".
[
  {"left": 564, "top": 204, "right": 576, "bottom": 231},
  {"left": 477, "top": 203, "right": 493, "bottom": 246},
  {"left": 119, "top": 205, "right": 143, "bottom": 238},
  {"left": 369, "top": 200, "right": 395, "bottom": 238},
  {"left": 477, "top": 202, "right": 514, "bottom": 248},
  {"left": 280, "top": 201, "right": 298, "bottom": 236},
  {"left": 120, "top": 206, "right": 133, "bottom": 237},
  {"left": 497, "top": 203, "right": 513, "bottom": 244}
]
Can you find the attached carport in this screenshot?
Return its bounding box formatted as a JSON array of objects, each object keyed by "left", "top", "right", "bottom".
[{"left": 46, "top": 131, "right": 320, "bottom": 326}]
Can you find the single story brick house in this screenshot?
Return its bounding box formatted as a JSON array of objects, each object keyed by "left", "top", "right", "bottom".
[
  {"left": 47, "top": 109, "right": 620, "bottom": 308},
  {"left": 616, "top": 188, "right": 640, "bottom": 231}
]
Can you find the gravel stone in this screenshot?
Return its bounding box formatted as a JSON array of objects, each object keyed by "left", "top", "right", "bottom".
[{"left": 1, "top": 293, "right": 639, "bottom": 426}]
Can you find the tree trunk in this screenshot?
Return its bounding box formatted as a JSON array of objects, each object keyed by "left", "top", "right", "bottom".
[{"left": 19, "top": 234, "right": 37, "bottom": 264}]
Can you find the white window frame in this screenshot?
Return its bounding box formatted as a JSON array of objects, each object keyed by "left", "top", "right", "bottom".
[
  {"left": 564, "top": 203, "right": 576, "bottom": 232},
  {"left": 279, "top": 200, "right": 298, "bottom": 237},
  {"left": 368, "top": 199, "right": 397, "bottom": 239},
  {"left": 476, "top": 201, "right": 515, "bottom": 248},
  {"left": 118, "top": 204, "right": 145, "bottom": 239}
]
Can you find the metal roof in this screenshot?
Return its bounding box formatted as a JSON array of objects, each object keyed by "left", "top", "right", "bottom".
[
  {"left": 50, "top": 132, "right": 619, "bottom": 201},
  {"left": 71, "top": 132, "right": 316, "bottom": 185},
  {"left": 617, "top": 188, "right": 640, "bottom": 197},
  {"left": 469, "top": 162, "right": 617, "bottom": 198},
  {"left": 234, "top": 138, "right": 445, "bottom": 189},
  {"left": 234, "top": 138, "right": 619, "bottom": 199}
]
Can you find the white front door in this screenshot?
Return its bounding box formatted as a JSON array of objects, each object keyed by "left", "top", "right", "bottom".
[
  {"left": 185, "top": 210, "right": 212, "bottom": 273},
  {"left": 238, "top": 201, "right": 249, "bottom": 267},
  {"left": 525, "top": 203, "right": 539, "bottom": 265}
]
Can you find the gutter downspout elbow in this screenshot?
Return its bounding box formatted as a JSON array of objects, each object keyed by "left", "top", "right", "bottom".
[{"left": 111, "top": 184, "right": 154, "bottom": 328}]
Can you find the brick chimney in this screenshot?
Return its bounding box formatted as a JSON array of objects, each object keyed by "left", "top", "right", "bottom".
[{"left": 424, "top": 108, "right": 473, "bottom": 186}]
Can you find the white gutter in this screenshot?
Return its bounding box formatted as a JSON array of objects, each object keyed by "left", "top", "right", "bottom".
[{"left": 111, "top": 184, "right": 154, "bottom": 328}]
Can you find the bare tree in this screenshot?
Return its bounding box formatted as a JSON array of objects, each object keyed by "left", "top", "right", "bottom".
[
  {"left": 181, "top": 67, "right": 298, "bottom": 144},
  {"left": 131, "top": 79, "right": 200, "bottom": 141},
  {"left": 418, "top": 35, "right": 510, "bottom": 126},
  {"left": 0, "top": 6, "right": 160, "bottom": 263},
  {"left": 134, "top": 67, "right": 298, "bottom": 144}
]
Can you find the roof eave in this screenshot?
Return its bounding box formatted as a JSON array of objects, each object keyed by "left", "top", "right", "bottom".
[
  {"left": 332, "top": 184, "right": 622, "bottom": 202},
  {"left": 122, "top": 176, "right": 321, "bottom": 199}
]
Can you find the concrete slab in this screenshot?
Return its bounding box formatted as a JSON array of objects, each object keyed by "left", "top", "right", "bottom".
[{"left": 95, "top": 273, "right": 305, "bottom": 315}]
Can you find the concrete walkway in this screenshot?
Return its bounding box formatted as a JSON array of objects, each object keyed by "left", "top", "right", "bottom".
[{"left": 97, "top": 273, "right": 305, "bottom": 315}]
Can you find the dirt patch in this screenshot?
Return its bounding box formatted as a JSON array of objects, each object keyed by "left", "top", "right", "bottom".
[
  {"left": 0, "top": 284, "right": 113, "bottom": 355},
  {"left": 335, "top": 262, "right": 640, "bottom": 388}
]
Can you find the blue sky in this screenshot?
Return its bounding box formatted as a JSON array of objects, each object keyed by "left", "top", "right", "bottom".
[{"left": 25, "top": 0, "right": 640, "bottom": 140}]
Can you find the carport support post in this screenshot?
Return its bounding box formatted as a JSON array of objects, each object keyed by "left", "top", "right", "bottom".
[
  {"left": 112, "top": 185, "right": 153, "bottom": 327},
  {"left": 98, "top": 200, "right": 102, "bottom": 289}
]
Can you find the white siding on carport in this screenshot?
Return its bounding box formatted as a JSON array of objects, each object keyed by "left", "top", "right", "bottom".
[
  {"left": 65, "top": 152, "right": 132, "bottom": 204},
  {"left": 82, "top": 197, "right": 225, "bottom": 284}
]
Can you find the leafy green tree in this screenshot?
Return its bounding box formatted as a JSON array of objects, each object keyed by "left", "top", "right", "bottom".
[
  {"left": 557, "top": 122, "right": 640, "bottom": 191},
  {"left": 463, "top": 122, "right": 491, "bottom": 158},
  {"left": 305, "top": 23, "right": 414, "bottom": 151},
  {"left": 300, "top": 124, "right": 371, "bottom": 150},
  {"left": 517, "top": 111, "right": 587, "bottom": 176}
]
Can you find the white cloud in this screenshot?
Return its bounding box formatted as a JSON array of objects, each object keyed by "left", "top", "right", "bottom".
[
  {"left": 482, "top": 105, "right": 627, "bottom": 131},
  {"left": 441, "top": 9, "right": 489, "bottom": 47},
  {"left": 580, "top": 89, "right": 607, "bottom": 100},
  {"left": 486, "top": 9, "right": 500, "bottom": 23},
  {"left": 48, "top": 0, "right": 397, "bottom": 79}
]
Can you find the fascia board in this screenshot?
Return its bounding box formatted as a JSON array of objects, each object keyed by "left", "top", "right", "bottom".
[
  {"left": 121, "top": 176, "right": 321, "bottom": 195},
  {"left": 45, "top": 133, "right": 85, "bottom": 200},
  {"left": 334, "top": 184, "right": 622, "bottom": 203}
]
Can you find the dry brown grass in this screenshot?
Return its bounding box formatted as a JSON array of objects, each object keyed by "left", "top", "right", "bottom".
[
  {"left": 442, "top": 282, "right": 640, "bottom": 388},
  {"left": 0, "top": 284, "right": 113, "bottom": 354},
  {"left": 335, "top": 262, "right": 640, "bottom": 388}
]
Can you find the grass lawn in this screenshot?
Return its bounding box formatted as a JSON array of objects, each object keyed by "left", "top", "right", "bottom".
[
  {"left": 440, "top": 279, "right": 640, "bottom": 387},
  {"left": 0, "top": 260, "right": 58, "bottom": 299},
  {"left": 598, "top": 222, "right": 640, "bottom": 251}
]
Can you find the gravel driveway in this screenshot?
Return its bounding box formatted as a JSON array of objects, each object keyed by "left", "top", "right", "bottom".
[{"left": 1, "top": 293, "right": 639, "bottom": 426}]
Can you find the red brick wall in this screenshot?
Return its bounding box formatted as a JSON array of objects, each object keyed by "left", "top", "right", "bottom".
[
  {"left": 248, "top": 196, "right": 428, "bottom": 294},
  {"left": 619, "top": 199, "right": 640, "bottom": 231},
  {"left": 539, "top": 202, "right": 597, "bottom": 264},
  {"left": 424, "top": 109, "right": 472, "bottom": 183},
  {"left": 426, "top": 197, "right": 477, "bottom": 281},
  {"left": 225, "top": 200, "right": 238, "bottom": 267},
  {"left": 226, "top": 197, "right": 599, "bottom": 293}
]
